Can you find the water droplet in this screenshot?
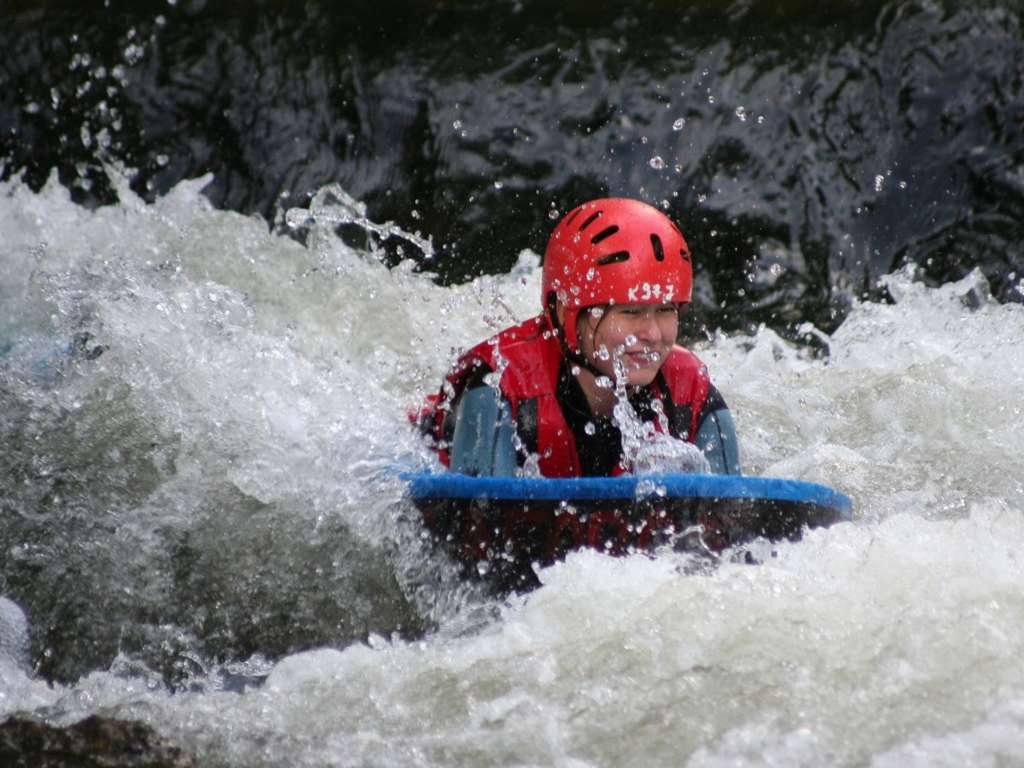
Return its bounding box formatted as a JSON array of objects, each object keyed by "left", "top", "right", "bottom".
[
  {"left": 584, "top": 421, "right": 596, "bottom": 435},
  {"left": 123, "top": 43, "right": 145, "bottom": 66},
  {"left": 735, "top": 106, "right": 747, "bottom": 121},
  {"left": 649, "top": 156, "right": 666, "bottom": 170},
  {"left": 672, "top": 117, "right": 685, "bottom": 131},
  {"left": 874, "top": 174, "right": 885, "bottom": 192},
  {"left": 70, "top": 52, "right": 91, "bottom": 71},
  {"left": 548, "top": 209, "right": 560, "bottom": 220}
]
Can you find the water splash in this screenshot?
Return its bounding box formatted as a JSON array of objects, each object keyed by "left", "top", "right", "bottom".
[
  {"left": 284, "top": 183, "right": 435, "bottom": 262},
  {"left": 0, "top": 169, "right": 537, "bottom": 684},
  {"left": 609, "top": 351, "right": 711, "bottom": 475}
]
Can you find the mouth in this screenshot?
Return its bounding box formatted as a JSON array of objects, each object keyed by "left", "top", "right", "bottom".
[{"left": 623, "top": 349, "right": 662, "bottom": 366}]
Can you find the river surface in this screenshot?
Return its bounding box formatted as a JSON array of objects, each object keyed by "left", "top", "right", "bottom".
[
  {"left": 2, "top": 1, "right": 1024, "bottom": 766},
  {"left": 2, "top": 166, "right": 1023, "bottom": 766}
]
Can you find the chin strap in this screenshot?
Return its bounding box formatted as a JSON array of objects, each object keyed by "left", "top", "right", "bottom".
[{"left": 544, "top": 292, "right": 608, "bottom": 381}]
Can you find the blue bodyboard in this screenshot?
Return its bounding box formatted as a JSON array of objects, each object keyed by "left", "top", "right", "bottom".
[{"left": 404, "top": 472, "right": 852, "bottom": 592}]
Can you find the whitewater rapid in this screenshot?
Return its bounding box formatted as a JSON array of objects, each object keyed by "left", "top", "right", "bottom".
[{"left": 2, "top": 173, "right": 1023, "bottom": 766}]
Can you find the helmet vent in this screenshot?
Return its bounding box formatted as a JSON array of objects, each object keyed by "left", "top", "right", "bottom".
[
  {"left": 578, "top": 211, "right": 604, "bottom": 231},
  {"left": 563, "top": 208, "right": 583, "bottom": 228},
  {"left": 591, "top": 225, "right": 619, "bottom": 245},
  {"left": 596, "top": 250, "right": 630, "bottom": 266},
  {"left": 680, "top": 249, "right": 691, "bottom": 262},
  {"left": 650, "top": 234, "right": 665, "bottom": 262}
]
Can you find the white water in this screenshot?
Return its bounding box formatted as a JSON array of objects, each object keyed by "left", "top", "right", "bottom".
[{"left": 2, "top": 172, "right": 1024, "bottom": 766}]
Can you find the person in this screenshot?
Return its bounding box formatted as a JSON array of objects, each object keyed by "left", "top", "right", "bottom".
[{"left": 417, "top": 197, "right": 740, "bottom": 478}]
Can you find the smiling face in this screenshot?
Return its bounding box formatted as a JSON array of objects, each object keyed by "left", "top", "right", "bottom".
[{"left": 577, "top": 302, "right": 680, "bottom": 387}]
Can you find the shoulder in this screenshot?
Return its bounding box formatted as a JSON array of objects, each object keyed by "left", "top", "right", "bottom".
[
  {"left": 662, "top": 345, "right": 709, "bottom": 379},
  {"left": 457, "top": 315, "right": 551, "bottom": 368},
  {"left": 659, "top": 345, "right": 711, "bottom": 405},
  {"left": 482, "top": 315, "right": 563, "bottom": 397}
]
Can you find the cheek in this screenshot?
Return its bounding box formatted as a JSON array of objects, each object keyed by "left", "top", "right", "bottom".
[{"left": 593, "top": 323, "right": 629, "bottom": 352}]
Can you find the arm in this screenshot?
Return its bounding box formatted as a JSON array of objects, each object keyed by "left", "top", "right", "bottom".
[
  {"left": 449, "top": 385, "right": 519, "bottom": 477},
  {"left": 694, "top": 384, "right": 742, "bottom": 475},
  {"left": 694, "top": 408, "right": 742, "bottom": 475}
]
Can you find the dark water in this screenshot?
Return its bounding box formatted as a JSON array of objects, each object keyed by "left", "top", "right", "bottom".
[{"left": 3, "top": 0, "right": 1023, "bottom": 336}]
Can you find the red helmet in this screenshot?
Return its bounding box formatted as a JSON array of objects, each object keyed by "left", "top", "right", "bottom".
[{"left": 542, "top": 198, "right": 692, "bottom": 351}]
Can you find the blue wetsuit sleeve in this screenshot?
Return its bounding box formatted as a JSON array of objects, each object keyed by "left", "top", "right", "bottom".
[
  {"left": 694, "top": 408, "right": 742, "bottom": 475},
  {"left": 449, "top": 386, "right": 518, "bottom": 477}
]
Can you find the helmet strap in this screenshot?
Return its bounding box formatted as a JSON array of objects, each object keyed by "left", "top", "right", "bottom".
[{"left": 545, "top": 292, "right": 608, "bottom": 381}]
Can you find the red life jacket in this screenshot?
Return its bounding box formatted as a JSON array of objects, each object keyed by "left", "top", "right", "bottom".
[{"left": 419, "top": 314, "right": 712, "bottom": 477}]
